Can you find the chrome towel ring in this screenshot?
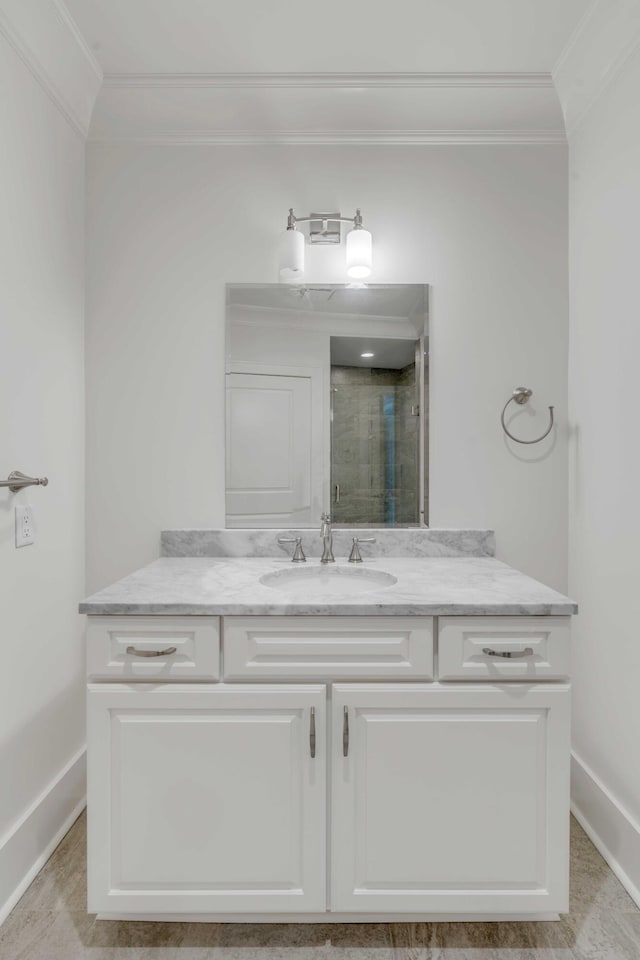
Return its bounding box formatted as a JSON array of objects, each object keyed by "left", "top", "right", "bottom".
[{"left": 501, "top": 387, "right": 554, "bottom": 445}]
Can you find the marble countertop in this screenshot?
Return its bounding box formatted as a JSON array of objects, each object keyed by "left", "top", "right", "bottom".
[{"left": 79, "top": 556, "right": 577, "bottom": 617}]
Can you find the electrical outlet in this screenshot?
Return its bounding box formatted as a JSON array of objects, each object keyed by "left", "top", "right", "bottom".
[{"left": 15, "top": 505, "right": 35, "bottom": 547}]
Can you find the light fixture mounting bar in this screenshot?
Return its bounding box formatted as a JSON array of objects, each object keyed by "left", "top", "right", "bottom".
[
  {"left": 285, "top": 209, "right": 365, "bottom": 244},
  {"left": 308, "top": 212, "right": 341, "bottom": 244}
]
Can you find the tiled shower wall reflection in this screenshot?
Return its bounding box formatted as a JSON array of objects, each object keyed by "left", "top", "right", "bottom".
[{"left": 331, "top": 365, "right": 419, "bottom": 524}]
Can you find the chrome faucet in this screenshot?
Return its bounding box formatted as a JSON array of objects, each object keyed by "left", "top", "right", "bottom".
[{"left": 320, "top": 512, "right": 335, "bottom": 563}]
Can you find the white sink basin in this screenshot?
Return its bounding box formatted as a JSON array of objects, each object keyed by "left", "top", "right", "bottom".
[{"left": 260, "top": 565, "right": 397, "bottom": 597}]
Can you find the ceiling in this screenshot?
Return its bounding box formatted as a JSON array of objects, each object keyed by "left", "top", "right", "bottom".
[
  {"left": 61, "top": 0, "right": 593, "bottom": 142},
  {"left": 228, "top": 286, "right": 426, "bottom": 356},
  {"left": 228, "top": 285, "right": 427, "bottom": 321},
  {"left": 331, "top": 337, "right": 418, "bottom": 370},
  {"left": 65, "top": 0, "right": 590, "bottom": 75}
]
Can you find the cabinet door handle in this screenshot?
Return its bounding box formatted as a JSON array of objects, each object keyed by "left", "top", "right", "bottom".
[
  {"left": 309, "top": 707, "right": 316, "bottom": 759},
  {"left": 126, "top": 646, "right": 177, "bottom": 658},
  {"left": 482, "top": 647, "right": 534, "bottom": 659},
  {"left": 343, "top": 706, "right": 349, "bottom": 757}
]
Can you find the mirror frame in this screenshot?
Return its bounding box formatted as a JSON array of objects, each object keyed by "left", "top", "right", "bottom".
[{"left": 225, "top": 283, "right": 429, "bottom": 528}]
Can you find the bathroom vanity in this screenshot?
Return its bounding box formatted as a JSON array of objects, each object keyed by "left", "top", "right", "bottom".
[{"left": 80, "top": 529, "right": 576, "bottom": 922}]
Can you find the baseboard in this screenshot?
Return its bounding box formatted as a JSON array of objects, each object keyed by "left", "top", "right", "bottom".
[
  {"left": 0, "top": 746, "right": 86, "bottom": 926},
  {"left": 2, "top": 747, "right": 637, "bottom": 925},
  {"left": 571, "top": 750, "right": 640, "bottom": 908},
  {"left": 97, "top": 912, "right": 561, "bottom": 923}
]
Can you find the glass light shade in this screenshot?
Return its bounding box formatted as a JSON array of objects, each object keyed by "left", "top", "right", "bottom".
[
  {"left": 346, "top": 227, "right": 372, "bottom": 279},
  {"left": 278, "top": 228, "right": 305, "bottom": 283}
]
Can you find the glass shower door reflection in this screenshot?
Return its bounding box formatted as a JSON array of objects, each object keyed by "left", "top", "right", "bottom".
[{"left": 330, "top": 363, "right": 419, "bottom": 526}]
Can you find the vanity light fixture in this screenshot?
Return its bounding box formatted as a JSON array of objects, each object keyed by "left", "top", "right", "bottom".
[{"left": 278, "top": 208, "right": 373, "bottom": 283}]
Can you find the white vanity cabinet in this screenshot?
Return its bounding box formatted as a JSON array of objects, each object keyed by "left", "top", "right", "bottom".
[
  {"left": 222, "top": 616, "right": 434, "bottom": 680},
  {"left": 87, "top": 683, "right": 326, "bottom": 915},
  {"left": 86, "top": 613, "right": 571, "bottom": 920},
  {"left": 331, "top": 683, "right": 570, "bottom": 915}
]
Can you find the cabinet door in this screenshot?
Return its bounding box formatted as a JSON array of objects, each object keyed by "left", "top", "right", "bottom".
[
  {"left": 332, "top": 683, "right": 570, "bottom": 915},
  {"left": 88, "top": 684, "right": 326, "bottom": 914}
]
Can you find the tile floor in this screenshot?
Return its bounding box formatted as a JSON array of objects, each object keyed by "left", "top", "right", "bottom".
[{"left": 0, "top": 813, "right": 638, "bottom": 959}]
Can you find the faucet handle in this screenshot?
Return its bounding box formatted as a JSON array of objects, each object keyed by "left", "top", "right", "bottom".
[
  {"left": 348, "top": 537, "right": 376, "bottom": 563},
  {"left": 278, "top": 536, "right": 306, "bottom": 562}
]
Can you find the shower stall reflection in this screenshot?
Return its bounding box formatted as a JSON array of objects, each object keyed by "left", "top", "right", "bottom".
[{"left": 330, "top": 337, "right": 420, "bottom": 526}]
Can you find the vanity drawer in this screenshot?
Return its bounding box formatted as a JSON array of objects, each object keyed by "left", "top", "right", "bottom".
[
  {"left": 438, "top": 616, "right": 570, "bottom": 681},
  {"left": 86, "top": 617, "right": 220, "bottom": 681},
  {"left": 222, "top": 616, "right": 434, "bottom": 681}
]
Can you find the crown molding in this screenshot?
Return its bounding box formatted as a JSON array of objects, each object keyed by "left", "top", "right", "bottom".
[
  {"left": 0, "top": 0, "right": 102, "bottom": 138},
  {"left": 230, "top": 303, "right": 415, "bottom": 327},
  {"left": 50, "top": 0, "right": 103, "bottom": 81},
  {"left": 553, "top": 0, "right": 640, "bottom": 136},
  {"left": 229, "top": 306, "right": 418, "bottom": 339},
  {"left": 552, "top": 0, "right": 602, "bottom": 78},
  {"left": 103, "top": 71, "right": 554, "bottom": 90},
  {"left": 89, "top": 129, "right": 566, "bottom": 147},
  {"left": 93, "top": 71, "right": 564, "bottom": 144}
]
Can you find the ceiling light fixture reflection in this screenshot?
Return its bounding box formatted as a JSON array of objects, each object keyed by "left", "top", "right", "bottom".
[{"left": 361, "top": 352, "right": 375, "bottom": 358}]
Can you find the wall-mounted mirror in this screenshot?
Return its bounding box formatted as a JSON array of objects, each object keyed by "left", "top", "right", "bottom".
[{"left": 225, "top": 284, "right": 429, "bottom": 528}]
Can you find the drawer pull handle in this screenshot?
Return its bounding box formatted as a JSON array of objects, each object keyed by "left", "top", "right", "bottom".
[
  {"left": 482, "top": 647, "right": 534, "bottom": 659},
  {"left": 126, "top": 646, "right": 177, "bottom": 658},
  {"left": 310, "top": 707, "right": 316, "bottom": 759},
  {"left": 343, "top": 706, "right": 349, "bottom": 757}
]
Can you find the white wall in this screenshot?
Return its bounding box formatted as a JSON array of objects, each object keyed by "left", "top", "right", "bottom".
[
  {"left": 0, "top": 32, "right": 86, "bottom": 914},
  {"left": 229, "top": 305, "right": 331, "bottom": 369},
  {"left": 86, "top": 143, "right": 569, "bottom": 593},
  {"left": 568, "top": 43, "right": 640, "bottom": 899}
]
